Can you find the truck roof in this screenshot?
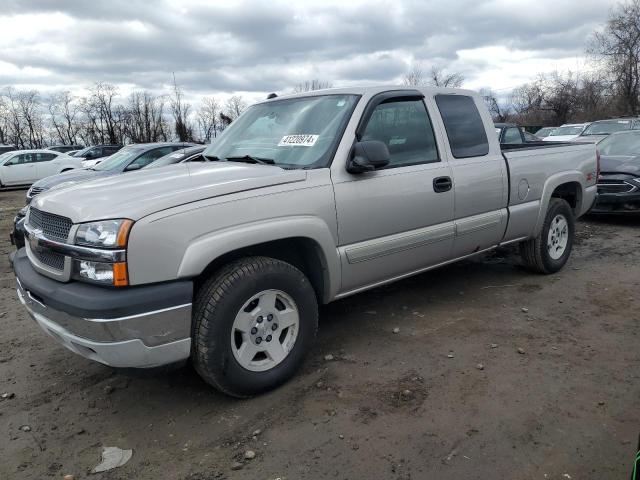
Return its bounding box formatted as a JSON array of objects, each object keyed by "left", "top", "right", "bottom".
[{"left": 261, "top": 85, "right": 481, "bottom": 103}]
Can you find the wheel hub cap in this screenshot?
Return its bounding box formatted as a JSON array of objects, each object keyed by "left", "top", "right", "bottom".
[
  {"left": 547, "top": 214, "right": 569, "bottom": 260},
  {"left": 230, "top": 289, "right": 299, "bottom": 372}
]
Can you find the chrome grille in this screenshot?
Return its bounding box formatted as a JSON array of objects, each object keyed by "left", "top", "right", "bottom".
[
  {"left": 28, "top": 208, "right": 73, "bottom": 242},
  {"left": 34, "top": 249, "right": 65, "bottom": 271}
]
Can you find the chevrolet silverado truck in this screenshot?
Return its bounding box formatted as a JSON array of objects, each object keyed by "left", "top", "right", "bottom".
[{"left": 12, "top": 86, "right": 598, "bottom": 397}]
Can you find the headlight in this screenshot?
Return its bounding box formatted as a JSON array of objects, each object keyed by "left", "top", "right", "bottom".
[
  {"left": 75, "top": 219, "right": 133, "bottom": 248},
  {"left": 74, "top": 260, "right": 128, "bottom": 287}
]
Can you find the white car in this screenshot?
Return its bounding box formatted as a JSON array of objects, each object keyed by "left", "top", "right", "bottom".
[
  {"left": 543, "top": 123, "right": 589, "bottom": 142},
  {"left": 0, "top": 149, "right": 83, "bottom": 187}
]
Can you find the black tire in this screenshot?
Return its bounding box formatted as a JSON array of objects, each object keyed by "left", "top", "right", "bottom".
[
  {"left": 192, "top": 256, "right": 318, "bottom": 397},
  {"left": 520, "top": 198, "right": 575, "bottom": 274}
]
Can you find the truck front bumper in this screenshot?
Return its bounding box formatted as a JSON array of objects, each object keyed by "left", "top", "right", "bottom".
[{"left": 12, "top": 248, "right": 193, "bottom": 368}]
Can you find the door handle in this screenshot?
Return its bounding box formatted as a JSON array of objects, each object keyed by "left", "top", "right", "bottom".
[{"left": 433, "top": 176, "right": 452, "bottom": 193}]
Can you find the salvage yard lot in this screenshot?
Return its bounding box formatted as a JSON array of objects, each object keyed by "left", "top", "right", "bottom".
[{"left": 1, "top": 187, "right": 639, "bottom": 480}]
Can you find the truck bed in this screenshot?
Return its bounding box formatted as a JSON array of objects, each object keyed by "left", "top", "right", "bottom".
[{"left": 499, "top": 141, "right": 598, "bottom": 243}]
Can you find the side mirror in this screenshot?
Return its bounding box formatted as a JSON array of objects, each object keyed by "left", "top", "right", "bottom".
[
  {"left": 347, "top": 140, "right": 390, "bottom": 173},
  {"left": 125, "top": 163, "right": 142, "bottom": 172}
]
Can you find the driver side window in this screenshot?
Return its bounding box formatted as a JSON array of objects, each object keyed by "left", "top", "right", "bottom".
[
  {"left": 361, "top": 99, "right": 439, "bottom": 168},
  {"left": 8, "top": 153, "right": 36, "bottom": 165}
]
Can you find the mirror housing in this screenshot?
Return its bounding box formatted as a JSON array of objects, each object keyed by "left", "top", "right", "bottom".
[
  {"left": 125, "top": 163, "right": 142, "bottom": 172},
  {"left": 347, "top": 140, "right": 390, "bottom": 173}
]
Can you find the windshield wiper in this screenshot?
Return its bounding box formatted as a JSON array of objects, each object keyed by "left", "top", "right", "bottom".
[
  {"left": 225, "top": 155, "right": 276, "bottom": 165},
  {"left": 204, "top": 155, "right": 222, "bottom": 162}
]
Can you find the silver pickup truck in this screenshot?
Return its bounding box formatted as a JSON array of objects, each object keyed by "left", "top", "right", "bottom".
[{"left": 12, "top": 86, "right": 598, "bottom": 397}]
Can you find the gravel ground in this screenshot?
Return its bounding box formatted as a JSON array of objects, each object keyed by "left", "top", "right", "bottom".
[{"left": 1, "top": 187, "right": 639, "bottom": 480}]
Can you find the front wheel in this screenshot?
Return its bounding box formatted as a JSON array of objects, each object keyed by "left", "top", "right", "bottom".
[
  {"left": 520, "top": 198, "right": 575, "bottom": 274},
  {"left": 192, "top": 256, "right": 318, "bottom": 397}
]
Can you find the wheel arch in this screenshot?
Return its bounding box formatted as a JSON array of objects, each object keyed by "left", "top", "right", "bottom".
[
  {"left": 178, "top": 217, "right": 341, "bottom": 304},
  {"left": 533, "top": 173, "right": 584, "bottom": 236}
]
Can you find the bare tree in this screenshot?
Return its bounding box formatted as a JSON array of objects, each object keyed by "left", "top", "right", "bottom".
[
  {"left": 403, "top": 64, "right": 464, "bottom": 88},
  {"left": 480, "top": 88, "right": 510, "bottom": 122},
  {"left": 49, "top": 91, "right": 81, "bottom": 145},
  {"left": 402, "top": 65, "right": 425, "bottom": 86},
  {"left": 89, "top": 82, "right": 121, "bottom": 144},
  {"left": 125, "top": 91, "right": 168, "bottom": 143},
  {"left": 590, "top": 0, "right": 640, "bottom": 115},
  {"left": 428, "top": 66, "right": 465, "bottom": 88},
  {"left": 197, "top": 96, "right": 221, "bottom": 143},
  {"left": 223, "top": 95, "right": 247, "bottom": 121},
  {"left": 293, "top": 79, "right": 333, "bottom": 93},
  {"left": 170, "top": 74, "right": 193, "bottom": 142}
]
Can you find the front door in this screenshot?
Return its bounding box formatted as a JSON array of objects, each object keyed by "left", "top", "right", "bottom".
[
  {"left": 1, "top": 152, "right": 38, "bottom": 185},
  {"left": 333, "top": 95, "right": 455, "bottom": 293}
]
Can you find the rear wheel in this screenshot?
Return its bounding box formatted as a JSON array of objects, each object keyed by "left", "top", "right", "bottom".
[
  {"left": 192, "top": 256, "right": 318, "bottom": 397},
  {"left": 520, "top": 198, "right": 574, "bottom": 274}
]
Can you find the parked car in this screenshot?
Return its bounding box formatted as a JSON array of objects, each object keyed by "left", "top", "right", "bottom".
[
  {"left": 24, "top": 142, "right": 195, "bottom": 204},
  {"left": 591, "top": 130, "right": 640, "bottom": 213},
  {"left": 0, "top": 150, "right": 82, "bottom": 187},
  {"left": 11, "top": 86, "right": 597, "bottom": 397},
  {"left": 0, "top": 144, "right": 17, "bottom": 154},
  {"left": 495, "top": 123, "right": 541, "bottom": 144},
  {"left": 10, "top": 145, "right": 206, "bottom": 248},
  {"left": 48, "top": 144, "right": 84, "bottom": 153},
  {"left": 534, "top": 126, "right": 557, "bottom": 139},
  {"left": 76, "top": 144, "right": 123, "bottom": 168},
  {"left": 543, "top": 123, "right": 589, "bottom": 142},
  {"left": 145, "top": 145, "right": 207, "bottom": 168},
  {"left": 573, "top": 118, "right": 640, "bottom": 143}
]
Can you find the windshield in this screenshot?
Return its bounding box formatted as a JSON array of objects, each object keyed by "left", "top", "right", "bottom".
[
  {"left": 203, "top": 94, "right": 359, "bottom": 168},
  {"left": 582, "top": 120, "right": 632, "bottom": 136},
  {"left": 95, "top": 147, "right": 143, "bottom": 171},
  {"left": 597, "top": 132, "right": 640, "bottom": 156},
  {"left": 550, "top": 126, "right": 583, "bottom": 136},
  {"left": 0, "top": 151, "right": 15, "bottom": 164}
]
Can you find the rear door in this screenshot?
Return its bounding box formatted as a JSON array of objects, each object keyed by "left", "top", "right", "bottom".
[
  {"left": 1, "top": 153, "right": 38, "bottom": 184},
  {"left": 333, "top": 92, "right": 455, "bottom": 293},
  {"left": 34, "top": 152, "right": 59, "bottom": 179},
  {"left": 433, "top": 94, "right": 508, "bottom": 258}
]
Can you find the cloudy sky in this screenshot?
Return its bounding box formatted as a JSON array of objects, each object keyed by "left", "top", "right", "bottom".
[{"left": 0, "top": 0, "right": 620, "bottom": 104}]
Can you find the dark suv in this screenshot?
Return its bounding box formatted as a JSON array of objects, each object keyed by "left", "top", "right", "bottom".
[
  {"left": 48, "top": 144, "right": 84, "bottom": 153},
  {"left": 72, "top": 144, "right": 122, "bottom": 162}
]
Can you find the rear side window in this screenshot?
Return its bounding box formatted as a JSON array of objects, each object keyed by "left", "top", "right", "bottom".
[{"left": 435, "top": 95, "right": 489, "bottom": 158}]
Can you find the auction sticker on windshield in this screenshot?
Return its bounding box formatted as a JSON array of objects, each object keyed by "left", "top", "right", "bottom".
[{"left": 278, "top": 134, "right": 319, "bottom": 147}]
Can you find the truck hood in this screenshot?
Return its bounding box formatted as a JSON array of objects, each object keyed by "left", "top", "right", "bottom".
[
  {"left": 31, "top": 162, "right": 307, "bottom": 223},
  {"left": 31, "top": 168, "right": 115, "bottom": 190},
  {"left": 599, "top": 155, "right": 640, "bottom": 175},
  {"left": 571, "top": 135, "right": 607, "bottom": 144}
]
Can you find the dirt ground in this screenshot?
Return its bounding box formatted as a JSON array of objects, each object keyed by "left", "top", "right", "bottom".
[{"left": 1, "top": 187, "right": 639, "bottom": 480}]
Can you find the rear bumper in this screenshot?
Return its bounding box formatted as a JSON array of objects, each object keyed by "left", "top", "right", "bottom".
[
  {"left": 591, "top": 191, "right": 640, "bottom": 213},
  {"left": 12, "top": 248, "right": 193, "bottom": 368}
]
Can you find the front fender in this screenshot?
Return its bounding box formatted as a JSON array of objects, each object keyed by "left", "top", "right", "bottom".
[{"left": 177, "top": 216, "right": 341, "bottom": 302}]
